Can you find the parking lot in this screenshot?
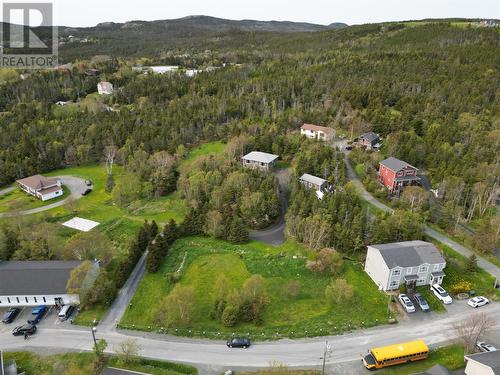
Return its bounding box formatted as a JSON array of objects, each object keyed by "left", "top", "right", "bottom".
[{"left": 0, "top": 305, "right": 76, "bottom": 334}]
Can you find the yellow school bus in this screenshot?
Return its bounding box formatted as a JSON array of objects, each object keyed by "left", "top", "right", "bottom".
[{"left": 362, "top": 339, "right": 429, "bottom": 370}]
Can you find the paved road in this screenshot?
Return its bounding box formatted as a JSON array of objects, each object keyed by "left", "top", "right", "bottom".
[
  {"left": 0, "top": 176, "right": 87, "bottom": 218},
  {"left": 0, "top": 186, "right": 15, "bottom": 196},
  {"left": 2, "top": 302, "right": 500, "bottom": 374},
  {"left": 342, "top": 149, "right": 500, "bottom": 280},
  {"left": 249, "top": 168, "right": 290, "bottom": 246},
  {"left": 98, "top": 251, "right": 148, "bottom": 331}
]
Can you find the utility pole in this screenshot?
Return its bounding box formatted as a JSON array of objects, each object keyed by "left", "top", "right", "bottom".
[
  {"left": 91, "top": 326, "right": 98, "bottom": 353},
  {"left": 321, "top": 340, "right": 332, "bottom": 375}
]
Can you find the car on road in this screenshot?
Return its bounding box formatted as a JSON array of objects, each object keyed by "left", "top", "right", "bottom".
[
  {"left": 2, "top": 307, "right": 21, "bottom": 323},
  {"left": 226, "top": 337, "right": 251, "bottom": 348},
  {"left": 477, "top": 341, "right": 497, "bottom": 352},
  {"left": 414, "top": 293, "right": 430, "bottom": 312},
  {"left": 82, "top": 188, "right": 92, "bottom": 196},
  {"left": 12, "top": 324, "right": 37, "bottom": 336},
  {"left": 398, "top": 294, "right": 416, "bottom": 313},
  {"left": 85, "top": 180, "right": 92, "bottom": 186},
  {"left": 430, "top": 284, "right": 452, "bottom": 305},
  {"left": 467, "top": 296, "right": 489, "bottom": 308}
]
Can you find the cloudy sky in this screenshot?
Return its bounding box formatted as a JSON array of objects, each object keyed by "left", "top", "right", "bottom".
[{"left": 13, "top": 0, "right": 500, "bottom": 27}]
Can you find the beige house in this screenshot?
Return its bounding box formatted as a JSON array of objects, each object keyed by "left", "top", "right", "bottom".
[
  {"left": 465, "top": 351, "right": 500, "bottom": 375},
  {"left": 300, "top": 124, "right": 334, "bottom": 141},
  {"left": 242, "top": 151, "right": 279, "bottom": 171},
  {"left": 16, "top": 174, "right": 63, "bottom": 201},
  {"left": 364, "top": 241, "right": 446, "bottom": 291}
]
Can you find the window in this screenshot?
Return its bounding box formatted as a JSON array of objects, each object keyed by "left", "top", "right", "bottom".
[
  {"left": 25, "top": 297, "right": 28, "bottom": 303},
  {"left": 419, "top": 265, "right": 428, "bottom": 273},
  {"left": 392, "top": 269, "right": 401, "bottom": 276},
  {"left": 417, "top": 278, "right": 426, "bottom": 286},
  {"left": 433, "top": 264, "right": 440, "bottom": 271},
  {"left": 16, "top": 297, "right": 19, "bottom": 303},
  {"left": 34, "top": 297, "right": 37, "bottom": 303},
  {"left": 43, "top": 297, "right": 46, "bottom": 303},
  {"left": 390, "top": 280, "right": 399, "bottom": 289},
  {"left": 406, "top": 267, "right": 413, "bottom": 275}
]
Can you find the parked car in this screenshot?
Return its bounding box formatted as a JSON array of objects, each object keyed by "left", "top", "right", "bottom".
[
  {"left": 398, "top": 294, "right": 416, "bottom": 313},
  {"left": 345, "top": 146, "right": 353, "bottom": 151},
  {"left": 2, "top": 307, "right": 21, "bottom": 323},
  {"left": 430, "top": 284, "right": 452, "bottom": 304},
  {"left": 414, "top": 293, "right": 430, "bottom": 312},
  {"left": 82, "top": 188, "right": 92, "bottom": 196},
  {"left": 85, "top": 180, "right": 92, "bottom": 186},
  {"left": 468, "top": 296, "right": 489, "bottom": 308},
  {"left": 28, "top": 305, "right": 47, "bottom": 325},
  {"left": 12, "top": 324, "right": 37, "bottom": 336},
  {"left": 477, "top": 341, "right": 497, "bottom": 352},
  {"left": 58, "top": 305, "right": 75, "bottom": 321},
  {"left": 226, "top": 337, "right": 251, "bottom": 348}
]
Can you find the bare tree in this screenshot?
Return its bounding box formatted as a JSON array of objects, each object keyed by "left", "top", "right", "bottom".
[
  {"left": 115, "top": 338, "right": 141, "bottom": 364},
  {"left": 453, "top": 312, "right": 495, "bottom": 353},
  {"left": 103, "top": 145, "right": 117, "bottom": 176}
]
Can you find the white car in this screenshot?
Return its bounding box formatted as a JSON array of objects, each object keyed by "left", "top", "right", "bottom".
[
  {"left": 431, "top": 284, "right": 453, "bottom": 304},
  {"left": 477, "top": 341, "right": 497, "bottom": 352},
  {"left": 468, "top": 296, "right": 489, "bottom": 308},
  {"left": 398, "top": 294, "right": 416, "bottom": 313}
]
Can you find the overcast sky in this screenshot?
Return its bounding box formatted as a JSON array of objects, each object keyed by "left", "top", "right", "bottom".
[{"left": 14, "top": 0, "right": 500, "bottom": 27}]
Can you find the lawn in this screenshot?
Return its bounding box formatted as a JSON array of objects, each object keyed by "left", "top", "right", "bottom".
[
  {"left": 120, "top": 237, "right": 389, "bottom": 340},
  {"left": 379, "top": 345, "right": 465, "bottom": 374},
  {"left": 181, "top": 141, "right": 227, "bottom": 165},
  {"left": 2, "top": 352, "right": 197, "bottom": 375},
  {"left": 0, "top": 185, "right": 68, "bottom": 213}
]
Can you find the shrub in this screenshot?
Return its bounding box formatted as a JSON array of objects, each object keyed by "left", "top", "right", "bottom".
[
  {"left": 450, "top": 281, "right": 474, "bottom": 295},
  {"left": 221, "top": 305, "right": 239, "bottom": 327},
  {"left": 306, "top": 248, "right": 344, "bottom": 276}
]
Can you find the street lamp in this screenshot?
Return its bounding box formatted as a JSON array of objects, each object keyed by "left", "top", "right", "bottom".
[
  {"left": 91, "top": 326, "right": 98, "bottom": 352},
  {"left": 320, "top": 340, "right": 332, "bottom": 375}
]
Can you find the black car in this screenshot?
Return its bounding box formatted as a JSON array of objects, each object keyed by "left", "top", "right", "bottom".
[
  {"left": 227, "top": 337, "right": 251, "bottom": 348},
  {"left": 2, "top": 307, "right": 21, "bottom": 323},
  {"left": 12, "top": 324, "right": 37, "bottom": 336},
  {"left": 82, "top": 188, "right": 92, "bottom": 196}
]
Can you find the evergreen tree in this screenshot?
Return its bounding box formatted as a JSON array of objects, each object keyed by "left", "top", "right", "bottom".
[
  {"left": 145, "top": 237, "right": 162, "bottom": 273},
  {"left": 465, "top": 254, "right": 478, "bottom": 273}
]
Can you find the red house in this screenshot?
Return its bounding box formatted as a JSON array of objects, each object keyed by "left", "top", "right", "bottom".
[{"left": 378, "top": 157, "right": 420, "bottom": 195}]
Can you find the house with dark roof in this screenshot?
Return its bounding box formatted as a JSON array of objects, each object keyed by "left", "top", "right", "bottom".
[
  {"left": 465, "top": 350, "right": 500, "bottom": 375},
  {"left": 378, "top": 157, "right": 420, "bottom": 195},
  {"left": 0, "top": 261, "right": 97, "bottom": 307},
  {"left": 241, "top": 151, "right": 279, "bottom": 171},
  {"left": 299, "top": 173, "right": 333, "bottom": 199},
  {"left": 300, "top": 124, "right": 334, "bottom": 141},
  {"left": 358, "top": 132, "right": 381, "bottom": 149},
  {"left": 16, "top": 174, "right": 63, "bottom": 201},
  {"left": 364, "top": 241, "right": 446, "bottom": 291}
]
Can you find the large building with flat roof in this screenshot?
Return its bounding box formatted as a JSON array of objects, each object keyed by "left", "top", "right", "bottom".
[{"left": 0, "top": 260, "right": 93, "bottom": 307}]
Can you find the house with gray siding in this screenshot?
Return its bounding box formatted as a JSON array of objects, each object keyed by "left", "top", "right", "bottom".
[{"left": 364, "top": 241, "right": 446, "bottom": 292}]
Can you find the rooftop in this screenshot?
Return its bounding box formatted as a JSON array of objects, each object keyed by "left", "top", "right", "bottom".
[
  {"left": 360, "top": 132, "right": 380, "bottom": 142},
  {"left": 301, "top": 123, "right": 334, "bottom": 133},
  {"left": 300, "top": 173, "right": 327, "bottom": 186},
  {"left": 16, "top": 174, "right": 59, "bottom": 191},
  {"left": 242, "top": 151, "right": 279, "bottom": 164},
  {"left": 369, "top": 240, "right": 445, "bottom": 268},
  {"left": 465, "top": 350, "right": 500, "bottom": 372},
  {"left": 380, "top": 156, "right": 417, "bottom": 172},
  {"left": 0, "top": 261, "right": 82, "bottom": 296}
]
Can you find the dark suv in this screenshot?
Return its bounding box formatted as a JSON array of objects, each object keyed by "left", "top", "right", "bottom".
[
  {"left": 12, "top": 324, "right": 37, "bottom": 336},
  {"left": 2, "top": 307, "right": 21, "bottom": 323},
  {"left": 28, "top": 305, "right": 47, "bottom": 325},
  {"left": 227, "top": 337, "right": 251, "bottom": 348}
]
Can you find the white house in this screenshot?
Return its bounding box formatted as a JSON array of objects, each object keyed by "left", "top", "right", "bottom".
[
  {"left": 242, "top": 151, "right": 279, "bottom": 171},
  {"left": 364, "top": 241, "right": 446, "bottom": 291},
  {"left": 300, "top": 124, "right": 335, "bottom": 141},
  {"left": 0, "top": 261, "right": 98, "bottom": 307},
  {"left": 465, "top": 351, "right": 500, "bottom": 375},
  {"left": 97, "top": 81, "right": 114, "bottom": 95},
  {"left": 16, "top": 174, "right": 63, "bottom": 201}
]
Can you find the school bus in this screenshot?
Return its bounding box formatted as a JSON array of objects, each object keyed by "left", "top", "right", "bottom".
[{"left": 362, "top": 339, "right": 429, "bottom": 370}]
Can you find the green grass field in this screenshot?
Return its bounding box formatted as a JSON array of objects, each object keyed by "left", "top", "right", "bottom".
[
  {"left": 2, "top": 352, "right": 197, "bottom": 375},
  {"left": 0, "top": 185, "right": 68, "bottom": 213},
  {"left": 120, "top": 236, "right": 389, "bottom": 339},
  {"left": 379, "top": 345, "right": 464, "bottom": 374}
]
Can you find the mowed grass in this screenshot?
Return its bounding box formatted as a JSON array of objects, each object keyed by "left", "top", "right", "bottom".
[
  {"left": 0, "top": 185, "right": 68, "bottom": 213},
  {"left": 379, "top": 345, "right": 465, "bottom": 374},
  {"left": 2, "top": 352, "right": 197, "bottom": 375},
  {"left": 120, "top": 237, "right": 388, "bottom": 339}
]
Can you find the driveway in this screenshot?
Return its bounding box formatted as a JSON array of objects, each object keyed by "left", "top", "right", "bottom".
[
  {"left": 339, "top": 146, "right": 500, "bottom": 280},
  {"left": 0, "top": 176, "right": 87, "bottom": 218},
  {"left": 249, "top": 168, "right": 290, "bottom": 246},
  {"left": 1, "top": 302, "right": 499, "bottom": 374}
]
